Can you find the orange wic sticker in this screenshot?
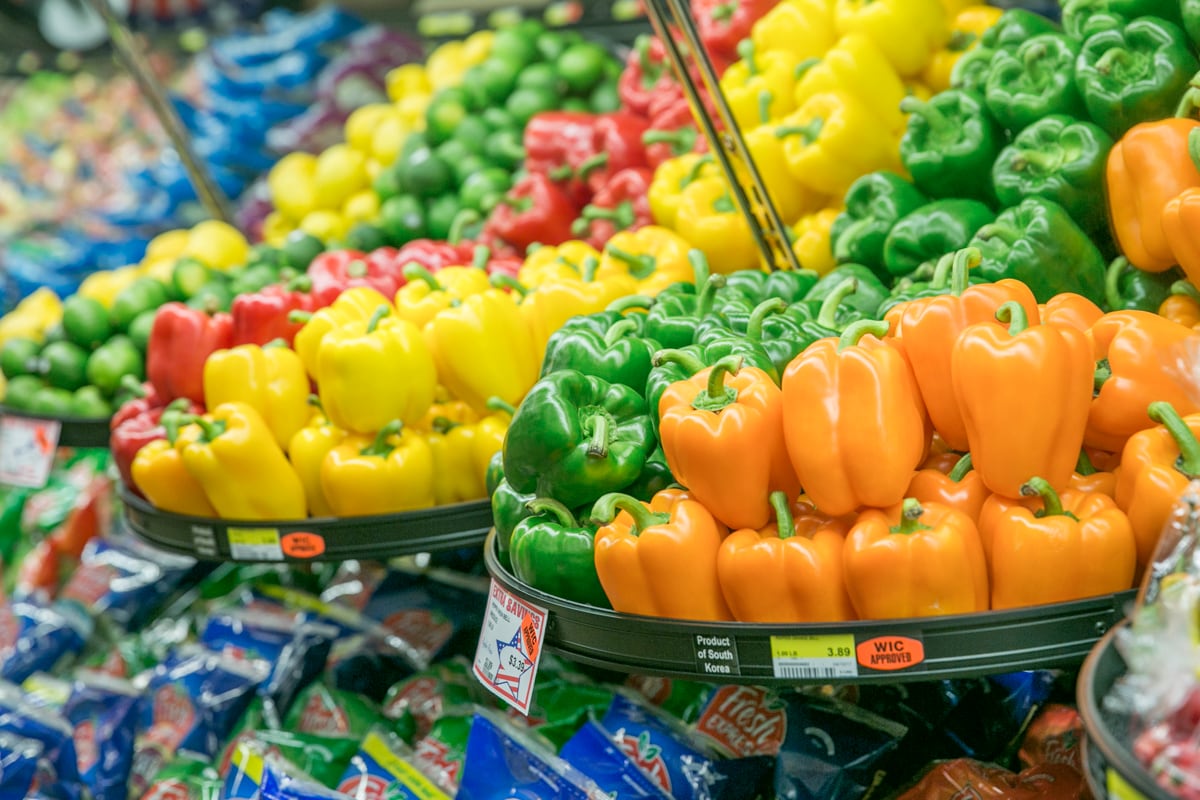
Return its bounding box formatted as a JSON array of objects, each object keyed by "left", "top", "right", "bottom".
[
  {"left": 281, "top": 532, "right": 326, "bottom": 559},
  {"left": 856, "top": 636, "right": 925, "bottom": 671},
  {"left": 520, "top": 613, "right": 540, "bottom": 662}
]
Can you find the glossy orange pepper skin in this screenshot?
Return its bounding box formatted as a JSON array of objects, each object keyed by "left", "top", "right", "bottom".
[
  {"left": 989, "top": 480, "right": 1135, "bottom": 610},
  {"left": 717, "top": 495, "right": 855, "bottom": 623},
  {"left": 1114, "top": 403, "right": 1200, "bottom": 573},
  {"left": 1163, "top": 187, "right": 1200, "bottom": 288},
  {"left": 843, "top": 499, "right": 989, "bottom": 619},
  {"left": 1107, "top": 119, "right": 1200, "bottom": 273},
  {"left": 920, "top": 449, "right": 962, "bottom": 473},
  {"left": 1160, "top": 294, "right": 1200, "bottom": 329},
  {"left": 1088, "top": 311, "right": 1200, "bottom": 452},
  {"left": 659, "top": 361, "right": 797, "bottom": 530},
  {"left": 1039, "top": 294, "right": 1103, "bottom": 332},
  {"left": 782, "top": 321, "right": 928, "bottom": 516},
  {"left": 977, "top": 492, "right": 1037, "bottom": 566},
  {"left": 591, "top": 491, "right": 732, "bottom": 621},
  {"left": 951, "top": 304, "right": 1092, "bottom": 498},
  {"left": 906, "top": 454, "right": 990, "bottom": 523}
]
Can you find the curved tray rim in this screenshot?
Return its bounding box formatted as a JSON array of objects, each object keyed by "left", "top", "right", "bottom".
[{"left": 0, "top": 404, "right": 111, "bottom": 449}]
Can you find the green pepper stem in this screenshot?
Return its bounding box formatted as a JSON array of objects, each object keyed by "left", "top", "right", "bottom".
[
  {"left": 747, "top": 298, "right": 787, "bottom": 340},
  {"left": 1093, "top": 47, "right": 1130, "bottom": 75},
  {"left": 643, "top": 128, "right": 693, "bottom": 147},
  {"left": 1013, "top": 148, "right": 1061, "bottom": 173},
  {"left": 680, "top": 155, "right": 713, "bottom": 189},
  {"left": 1148, "top": 401, "right": 1200, "bottom": 478},
  {"left": 1094, "top": 358, "right": 1111, "bottom": 395},
  {"left": 577, "top": 202, "right": 636, "bottom": 231},
  {"left": 361, "top": 420, "right": 402, "bottom": 457},
  {"left": 949, "top": 247, "right": 981, "bottom": 295},
  {"left": 263, "top": 338, "right": 288, "bottom": 350},
  {"left": 1076, "top": 449, "right": 1097, "bottom": 476},
  {"left": 490, "top": 273, "right": 530, "bottom": 297},
  {"left": 119, "top": 374, "right": 146, "bottom": 398},
  {"left": 1175, "top": 79, "right": 1200, "bottom": 119},
  {"left": 606, "top": 245, "right": 657, "bottom": 280},
  {"left": 770, "top": 491, "right": 795, "bottom": 540},
  {"left": 713, "top": 194, "right": 735, "bottom": 213},
  {"left": 499, "top": 195, "right": 534, "bottom": 213},
  {"left": 1173, "top": 280, "right": 1200, "bottom": 301},
  {"left": 697, "top": 272, "right": 728, "bottom": 318},
  {"left": 165, "top": 398, "right": 192, "bottom": 413},
  {"left": 590, "top": 492, "right": 670, "bottom": 535},
  {"left": 288, "top": 310, "right": 314, "bottom": 324},
  {"left": 793, "top": 57, "right": 819, "bottom": 81},
  {"left": 192, "top": 417, "right": 227, "bottom": 443},
  {"left": 553, "top": 255, "right": 581, "bottom": 274},
  {"left": 890, "top": 498, "right": 932, "bottom": 534},
  {"left": 712, "top": 1, "right": 735, "bottom": 20},
  {"left": 899, "top": 96, "right": 949, "bottom": 130},
  {"left": 832, "top": 219, "right": 870, "bottom": 262},
  {"left": 604, "top": 318, "right": 639, "bottom": 347},
  {"left": 586, "top": 413, "right": 610, "bottom": 457},
  {"left": 688, "top": 249, "right": 711, "bottom": 286},
  {"left": 577, "top": 152, "right": 610, "bottom": 180},
  {"left": 607, "top": 295, "right": 655, "bottom": 313},
  {"left": 366, "top": 305, "right": 390, "bottom": 334},
  {"left": 948, "top": 453, "right": 974, "bottom": 482},
  {"left": 1105, "top": 257, "right": 1131, "bottom": 311},
  {"left": 756, "top": 89, "right": 773, "bottom": 125},
  {"left": 1189, "top": 128, "right": 1200, "bottom": 176},
  {"left": 548, "top": 165, "right": 574, "bottom": 181},
  {"left": 447, "top": 209, "right": 482, "bottom": 244},
  {"left": 286, "top": 275, "right": 313, "bottom": 293},
  {"left": 486, "top": 396, "right": 517, "bottom": 416},
  {"left": 161, "top": 410, "right": 186, "bottom": 445},
  {"left": 526, "top": 497, "right": 579, "bottom": 528},
  {"left": 837, "top": 319, "right": 889, "bottom": 351},
  {"left": 652, "top": 348, "right": 707, "bottom": 373},
  {"left": 1021, "top": 476, "right": 1074, "bottom": 518},
  {"left": 995, "top": 301, "right": 1028, "bottom": 335},
  {"left": 775, "top": 118, "right": 824, "bottom": 144},
  {"left": 581, "top": 255, "right": 600, "bottom": 283},
  {"left": 346, "top": 260, "right": 368, "bottom": 279},
  {"left": 737, "top": 37, "right": 758, "bottom": 75},
  {"left": 432, "top": 416, "right": 460, "bottom": 434},
  {"left": 693, "top": 355, "right": 742, "bottom": 413},
  {"left": 307, "top": 394, "right": 324, "bottom": 410},
  {"left": 403, "top": 263, "right": 442, "bottom": 291},
  {"left": 930, "top": 252, "right": 955, "bottom": 289},
  {"left": 817, "top": 278, "right": 858, "bottom": 329},
  {"left": 472, "top": 245, "right": 491, "bottom": 270}
]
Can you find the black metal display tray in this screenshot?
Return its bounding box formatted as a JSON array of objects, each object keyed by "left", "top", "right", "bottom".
[
  {"left": 121, "top": 484, "right": 492, "bottom": 562},
  {"left": 0, "top": 405, "right": 111, "bottom": 448},
  {"left": 485, "top": 530, "right": 1136, "bottom": 685}
]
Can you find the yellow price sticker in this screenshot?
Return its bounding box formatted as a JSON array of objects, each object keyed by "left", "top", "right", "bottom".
[
  {"left": 1108, "top": 768, "right": 1150, "bottom": 800},
  {"left": 770, "top": 634, "right": 856, "bottom": 661},
  {"left": 226, "top": 528, "right": 283, "bottom": 561}
]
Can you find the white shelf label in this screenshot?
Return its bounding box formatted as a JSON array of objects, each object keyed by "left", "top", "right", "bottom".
[
  {"left": 473, "top": 578, "right": 547, "bottom": 716},
  {"left": 0, "top": 415, "right": 60, "bottom": 488}
]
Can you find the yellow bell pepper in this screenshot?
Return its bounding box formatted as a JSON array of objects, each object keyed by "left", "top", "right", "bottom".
[
  {"left": 320, "top": 420, "right": 435, "bottom": 516},
  {"left": 425, "top": 42, "right": 472, "bottom": 91},
  {"left": 939, "top": 0, "right": 979, "bottom": 17},
  {"left": 293, "top": 287, "right": 393, "bottom": 378},
  {"left": 790, "top": 207, "right": 842, "bottom": 275},
  {"left": 0, "top": 288, "right": 62, "bottom": 346},
  {"left": 181, "top": 220, "right": 249, "bottom": 272},
  {"left": 649, "top": 154, "right": 719, "bottom": 230},
  {"left": 675, "top": 176, "right": 761, "bottom": 274},
  {"left": 793, "top": 34, "right": 909, "bottom": 135},
  {"left": 461, "top": 30, "right": 494, "bottom": 66},
  {"left": 833, "top": 0, "right": 949, "bottom": 78},
  {"left": 922, "top": 6, "right": 1004, "bottom": 92},
  {"left": 268, "top": 152, "right": 320, "bottom": 223},
  {"left": 177, "top": 402, "right": 307, "bottom": 520},
  {"left": 720, "top": 41, "right": 797, "bottom": 131},
  {"left": 597, "top": 227, "right": 696, "bottom": 296},
  {"left": 417, "top": 399, "right": 479, "bottom": 429},
  {"left": 518, "top": 241, "right": 602, "bottom": 288},
  {"left": 425, "top": 289, "right": 540, "bottom": 415},
  {"left": 511, "top": 271, "right": 636, "bottom": 363},
  {"left": 77, "top": 267, "right": 138, "bottom": 310},
  {"left": 386, "top": 64, "right": 431, "bottom": 103},
  {"left": 131, "top": 413, "right": 217, "bottom": 518},
  {"left": 775, "top": 91, "right": 904, "bottom": 198},
  {"left": 287, "top": 409, "right": 346, "bottom": 518},
  {"left": 143, "top": 229, "right": 189, "bottom": 265},
  {"left": 203, "top": 343, "right": 310, "bottom": 450},
  {"left": 424, "top": 419, "right": 486, "bottom": 505},
  {"left": 751, "top": 0, "right": 838, "bottom": 63},
  {"left": 316, "top": 305, "right": 436, "bottom": 434},
  {"left": 471, "top": 400, "right": 512, "bottom": 489},
  {"left": 742, "top": 125, "right": 826, "bottom": 224},
  {"left": 394, "top": 258, "right": 491, "bottom": 329},
  {"left": 904, "top": 82, "right": 935, "bottom": 102}
]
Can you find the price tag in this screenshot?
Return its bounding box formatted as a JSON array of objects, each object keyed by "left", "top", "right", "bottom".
[
  {"left": 226, "top": 528, "right": 283, "bottom": 561},
  {"left": 1107, "top": 769, "right": 1150, "bottom": 800},
  {"left": 0, "top": 415, "right": 61, "bottom": 488},
  {"left": 472, "top": 578, "right": 547, "bottom": 716},
  {"left": 770, "top": 634, "right": 858, "bottom": 680}
]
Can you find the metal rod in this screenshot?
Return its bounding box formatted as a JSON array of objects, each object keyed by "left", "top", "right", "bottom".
[{"left": 83, "top": 0, "right": 233, "bottom": 222}]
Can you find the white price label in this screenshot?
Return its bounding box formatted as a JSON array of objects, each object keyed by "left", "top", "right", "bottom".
[
  {"left": 472, "top": 578, "right": 547, "bottom": 716},
  {"left": 0, "top": 415, "right": 60, "bottom": 488},
  {"left": 226, "top": 528, "right": 283, "bottom": 561}
]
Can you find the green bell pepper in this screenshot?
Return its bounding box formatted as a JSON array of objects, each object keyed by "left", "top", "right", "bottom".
[
  {"left": 1075, "top": 18, "right": 1199, "bottom": 140},
  {"left": 806, "top": 264, "right": 887, "bottom": 318},
  {"left": 698, "top": 333, "right": 780, "bottom": 385},
  {"left": 830, "top": 171, "right": 929, "bottom": 279},
  {"left": 2, "top": 375, "right": 44, "bottom": 410},
  {"left": 0, "top": 338, "right": 39, "bottom": 379},
  {"left": 877, "top": 247, "right": 981, "bottom": 317},
  {"left": 85, "top": 335, "right": 144, "bottom": 397},
  {"left": 540, "top": 318, "right": 658, "bottom": 394},
  {"left": 1105, "top": 256, "right": 1181, "bottom": 312},
  {"left": 70, "top": 386, "right": 112, "bottom": 418},
  {"left": 509, "top": 498, "right": 609, "bottom": 607},
  {"left": 109, "top": 277, "right": 170, "bottom": 333},
  {"left": 492, "top": 478, "right": 537, "bottom": 567},
  {"left": 984, "top": 34, "right": 1085, "bottom": 133},
  {"left": 41, "top": 341, "right": 89, "bottom": 391},
  {"left": 1186, "top": 0, "right": 1200, "bottom": 51},
  {"left": 1063, "top": 0, "right": 1183, "bottom": 40},
  {"left": 991, "top": 114, "right": 1114, "bottom": 237},
  {"left": 643, "top": 273, "right": 727, "bottom": 349},
  {"left": 486, "top": 451, "right": 505, "bottom": 496},
  {"left": 503, "top": 370, "right": 653, "bottom": 509},
  {"left": 899, "top": 90, "right": 1004, "bottom": 205},
  {"left": 970, "top": 196, "right": 1107, "bottom": 305},
  {"left": 645, "top": 346, "right": 706, "bottom": 439},
  {"left": 980, "top": 9, "right": 1061, "bottom": 50},
  {"left": 29, "top": 386, "right": 75, "bottom": 416},
  {"left": 622, "top": 447, "right": 678, "bottom": 502},
  {"left": 883, "top": 199, "right": 996, "bottom": 279},
  {"left": 722, "top": 269, "right": 819, "bottom": 306},
  {"left": 950, "top": 47, "right": 995, "bottom": 96},
  {"left": 61, "top": 295, "right": 112, "bottom": 350}
]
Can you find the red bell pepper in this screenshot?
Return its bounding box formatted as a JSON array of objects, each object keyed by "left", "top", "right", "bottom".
[
  {"left": 694, "top": 0, "right": 776, "bottom": 62},
  {"left": 573, "top": 168, "right": 655, "bottom": 249},
  {"left": 230, "top": 282, "right": 318, "bottom": 347},
  {"left": 393, "top": 239, "right": 475, "bottom": 273},
  {"left": 146, "top": 303, "right": 233, "bottom": 405},
  {"left": 485, "top": 173, "right": 579, "bottom": 252},
  {"left": 109, "top": 378, "right": 163, "bottom": 430},
  {"left": 580, "top": 112, "right": 650, "bottom": 194},
  {"left": 306, "top": 249, "right": 404, "bottom": 306},
  {"left": 109, "top": 398, "right": 197, "bottom": 491},
  {"left": 619, "top": 36, "right": 677, "bottom": 118},
  {"left": 644, "top": 93, "right": 705, "bottom": 168},
  {"left": 523, "top": 111, "right": 599, "bottom": 206}
]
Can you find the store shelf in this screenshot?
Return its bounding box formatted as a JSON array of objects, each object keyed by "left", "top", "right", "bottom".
[
  {"left": 1079, "top": 622, "right": 1169, "bottom": 800},
  {"left": 485, "top": 530, "right": 1136, "bottom": 685},
  {"left": 0, "top": 405, "right": 111, "bottom": 448},
  {"left": 121, "top": 484, "right": 493, "bottom": 562}
]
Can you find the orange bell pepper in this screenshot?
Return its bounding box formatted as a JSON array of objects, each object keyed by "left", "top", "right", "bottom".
[
  {"left": 893, "top": 247, "right": 1041, "bottom": 451},
  {"left": 843, "top": 498, "right": 989, "bottom": 619},
  {"left": 1070, "top": 450, "right": 1117, "bottom": 499},
  {"left": 977, "top": 492, "right": 1036, "bottom": 565},
  {"left": 989, "top": 477, "right": 1136, "bottom": 610},
  {"left": 1159, "top": 281, "right": 1200, "bottom": 329},
  {"left": 921, "top": 449, "right": 961, "bottom": 473},
  {"left": 1088, "top": 310, "right": 1200, "bottom": 452},
  {"left": 659, "top": 356, "right": 798, "bottom": 530},
  {"left": 782, "top": 320, "right": 928, "bottom": 516},
  {"left": 906, "top": 452, "right": 990, "bottom": 523},
  {"left": 1162, "top": 132, "right": 1200, "bottom": 286},
  {"left": 591, "top": 490, "right": 732, "bottom": 621},
  {"left": 1114, "top": 402, "right": 1200, "bottom": 572},
  {"left": 716, "top": 493, "right": 855, "bottom": 624},
  {"left": 1039, "top": 293, "right": 1103, "bottom": 332},
  {"left": 951, "top": 302, "right": 1092, "bottom": 498},
  {"left": 1107, "top": 119, "right": 1200, "bottom": 273}
]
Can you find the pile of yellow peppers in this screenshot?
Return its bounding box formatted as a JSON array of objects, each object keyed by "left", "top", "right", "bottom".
[
  {"left": 131, "top": 228, "right": 696, "bottom": 520},
  {"left": 649, "top": 0, "right": 999, "bottom": 276}
]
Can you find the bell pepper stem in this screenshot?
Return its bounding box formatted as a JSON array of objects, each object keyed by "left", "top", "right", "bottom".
[
  {"left": 448, "top": 209, "right": 482, "bottom": 244},
  {"left": 1092, "top": 47, "right": 1130, "bottom": 76},
  {"left": 361, "top": 420, "right": 403, "bottom": 458},
  {"left": 590, "top": 492, "right": 670, "bottom": 535},
  {"left": 432, "top": 416, "right": 460, "bottom": 434},
  {"left": 472, "top": 245, "right": 491, "bottom": 270},
  {"left": 607, "top": 295, "right": 655, "bottom": 313},
  {"left": 688, "top": 249, "right": 711, "bottom": 286},
  {"left": 1148, "top": 401, "right": 1200, "bottom": 478},
  {"left": 693, "top": 356, "right": 742, "bottom": 413},
  {"left": 307, "top": 394, "right": 324, "bottom": 410},
  {"left": 1105, "top": 257, "right": 1131, "bottom": 311},
  {"left": 793, "top": 57, "right": 819, "bottom": 81},
  {"left": 995, "top": 301, "right": 1028, "bottom": 335},
  {"left": 1021, "top": 476, "right": 1076, "bottom": 519},
  {"left": 930, "top": 252, "right": 955, "bottom": 289},
  {"left": 161, "top": 410, "right": 186, "bottom": 445},
  {"left": 712, "top": 1, "right": 736, "bottom": 20},
  {"left": 697, "top": 272, "right": 728, "bottom": 318},
  {"left": 949, "top": 247, "right": 981, "bottom": 295},
  {"left": 606, "top": 245, "right": 657, "bottom": 279},
  {"left": 890, "top": 498, "right": 933, "bottom": 534},
  {"left": 286, "top": 275, "right": 313, "bottom": 293},
  {"left": 119, "top": 374, "right": 146, "bottom": 398},
  {"left": 346, "top": 260, "right": 368, "bottom": 279},
  {"left": 832, "top": 219, "right": 871, "bottom": 262},
  {"left": 1076, "top": 449, "right": 1097, "bottom": 476},
  {"left": 1013, "top": 148, "right": 1061, "bottom": 173},
  {"left": 747, "top": 298, "right": 787, "bottom": 340},
  {"left": 580, "top": 200, "right": 636, "bottom": 227},
  {"left": 756, "top": 90, "right": 774, "bottom": 125},
  {"left": 366, "top": 305, "right": 391, "bottom": 333},
  {"left": 486, "top": 396, "right": 517, "bottom": 416},
  {"left": 581, "top": 256, "right": 600, "bottom": 283},
  {"left": 737, "top": 37, "right": 758, "bottom": 75},
  {"left": 526, "top": 497, "right": 580, "bottom": 528},
  {"left": 775, "top": 118, "right": 824, "bottom": 144},
  {"left": 713, "top": 194, "right": 736, "bottom": 213},
  {"left": 1175, "top": 80, "right": 1200, "bottom": 119},
  {"left": 817, "top": 278, "right": 858, "bottom": 329},
  {"left": 263, "top": 338, "right": 288, "bottom": 350},
  {"left": 948, "top": 453, "right": 974, "bottom": 482},
  {"left": 837, "top": 319, "right": 889, "bottom": 351},
  {"left": 499, "top": 195, "right": 534, "bottom": 213},
  {"left": 604, "top": 319, "right": 639, "bottom": 347},
  {"left": 548, "top": 165, "right": 575, "bottom": 182},
  {"left": 1173, "top": 280, "right": 1200, "bottom": 301},
  {"left": 192, "top": 417, "right": 228, "bottom": 444},
  {"left": 1094, "top": 359, "right": 1111, "bottom": 395},
  {"left": 288, "top": 310, "right": 314, "bottom": 324},
  {"left": 680, "top": 156, "right": 714, "bottom": 190},
  {"left": 586, "top": 413, "right": 611, "bottom": 457},
  {"left": 652, "top": 348, "right": 707, "bottom": 374},
  {"left": 491, "top": 274, "right": 530, "bottom": 297},
  {"left": 770, "top": 491, "right": 795, "bottom": 540},
  {"left": 403, "top": 263, "right": 442, "bottom": 291},
  {"left": 643, "top": 128, "right": 693, "bottom": 147},
  {"left": 899, "top": 96, "right": 949, "bottom": 131},
  {"left": 577, "top": 153, "right": 610, "bottom": 180}
]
